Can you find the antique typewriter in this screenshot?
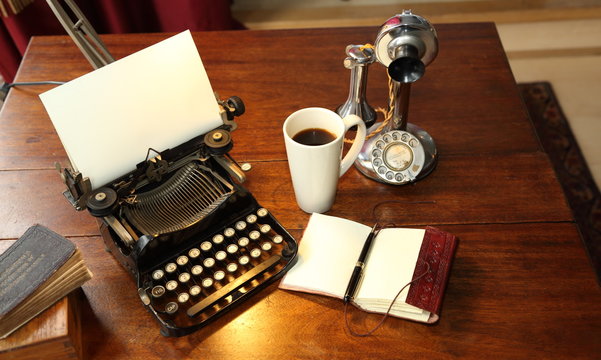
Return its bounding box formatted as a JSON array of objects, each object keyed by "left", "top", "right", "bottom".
[
  {"left": 39, "top": 17, "right": 298, "bottom": 336},
  {"left": 80, "top": 115, "right": 298, "bottom": 337},
  {"left": 78, "top": 113, "right": 298, "bottom": 337}
]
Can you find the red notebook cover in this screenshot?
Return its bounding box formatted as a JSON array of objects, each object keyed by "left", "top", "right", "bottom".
[{"left": 405, "top": 226, "right": 458, "bottom": 323}]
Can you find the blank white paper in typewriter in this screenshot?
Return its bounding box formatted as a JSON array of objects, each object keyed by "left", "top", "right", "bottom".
[{"left": 39, "top": 30, "right": 223, "bottom": 189}]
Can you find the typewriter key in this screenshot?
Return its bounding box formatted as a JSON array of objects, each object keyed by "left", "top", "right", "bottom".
[
  {"left": 215, "top": 250, "right": 227, "bottom": 261},
  {"left": 214, "top": 270, "right": 226, "bottom": 281},
  {"left": 250, "top": 248, "right": 262, "bottom": 258},
  {"left": 226, "top": 244, "right": 239, "bottom": 254},
  {"left": 213, "top": 234, "right": 225, "bottom": 244},
  {"left": 261, "top": 242, "right": 272, "bottom": 251},
  {"left": 151, "top": 285, "right": 166, "bottom": 298},
  {"left": 165, "top": 302, "right": 178, "bottom": 314},
  {"left": 224, "top": 228, "right": 235, "bottom": 238},
  {"left": 165, "top": 263, "right": 177, "bottom": 274},
  {"left": 238, "top": 255, "right": 250, "bottom": 265},
  {"left": 238, "top": 237, "right": 250, "bottom": 247},
  {"left": 257, "top": 208, "right": 269, "bottom": 217},
  {"left": 200, "top": 241, "right": 212, "bottom": 252},
  {"left": 260, "top": 224, "right": 271, "bottom": 234},
  {"left": 177, "top": 292, "right": 190, "bottom": 303},
  {"left": 202, "top": 278, "right": 214, "bottom": 288},
  {"left": 191, "top": 265, "right": 203, "bottom": 276},
  {"left": 272, "top": 235, "right": 283, "bottom": 244},
  {"left": 249, "top": 230, "right": 261, "bottom": 241},
  {"left": 176, "top": 255, "right": 189, "bottom": 266},
  {"left": 166, "top": 280, "right": 178, "bottom": 291},
  {"left": 152, "top": 269, "right": 165, "bottom": 280},
  {"left": 235, "top": 221, "right": 247, "bottom": 231},
  {"left": 188, "top": 248, "right": 201, "bottom": 259},
  {"left": 203, "top": 258, "right": 216, "bottom": 268},
  {"left": 189, "top": 285, "right": 201, "bottom": 296},
  {"left": 246, "top": 214, "right": 257, "bottom": 224},
  {"left": 178, "top": 272, "right": 191, "bottom": 283},
  {"left": 226, "top": 262, "right": 238, "bottom": 273}
]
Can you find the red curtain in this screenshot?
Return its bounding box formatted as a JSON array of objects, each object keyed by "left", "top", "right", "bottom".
[{"left": 0, "top": 0, "right": 244, "bottom": 82}]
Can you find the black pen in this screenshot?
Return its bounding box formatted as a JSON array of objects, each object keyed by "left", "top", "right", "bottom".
[{"left": 343, "top": 223, "right": 379, "bottom": 303}]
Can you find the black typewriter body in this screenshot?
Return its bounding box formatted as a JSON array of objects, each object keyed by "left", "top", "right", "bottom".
[{"left": 59, "top": 97, "right": 298, "bottom": 337}]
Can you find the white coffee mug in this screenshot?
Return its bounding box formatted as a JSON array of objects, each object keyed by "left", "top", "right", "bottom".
[{"left": 283, "top": 107, "right": 366, "bottom": 213}]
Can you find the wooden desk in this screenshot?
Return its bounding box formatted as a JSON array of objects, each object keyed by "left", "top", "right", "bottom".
[{"left": 1, "top": 23, "right": 599, "bottom": 359}]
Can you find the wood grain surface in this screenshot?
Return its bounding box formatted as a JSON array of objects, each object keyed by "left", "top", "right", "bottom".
[{"left": 0, "top": 23, "right": 599, "bottom": 359}]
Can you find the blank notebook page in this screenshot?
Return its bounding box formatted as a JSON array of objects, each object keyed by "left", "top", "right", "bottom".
[
  {"left": 355, "top": 228, "right": 425, "bottom": 310},
  {"left": 279, "top": 213, "right": 370, "bottom": 298}
]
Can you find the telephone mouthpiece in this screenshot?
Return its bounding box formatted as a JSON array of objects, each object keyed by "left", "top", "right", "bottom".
[{"left": 388, "top": 56, "right": 425, "bottom": 83}]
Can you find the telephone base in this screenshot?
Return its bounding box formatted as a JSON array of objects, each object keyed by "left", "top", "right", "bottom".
[{"left": 354, "top": 122, "right": 437, "bottom": 185}]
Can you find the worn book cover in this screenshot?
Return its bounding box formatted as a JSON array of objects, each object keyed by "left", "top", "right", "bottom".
[{"left": 0, "top": 225, "right": 92, "bottom": 339}]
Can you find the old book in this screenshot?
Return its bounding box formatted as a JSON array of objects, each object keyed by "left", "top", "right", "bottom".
[
  {"left": 0, "top": 225, "right": 92, "bottom": 339},
  {"left": 279, "top": 213, "right": 457, "bottom": 323}
]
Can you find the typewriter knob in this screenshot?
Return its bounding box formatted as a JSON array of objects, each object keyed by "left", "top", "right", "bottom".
[
  {"left": 87, "top": 187, "right": 118, "bottom": 217},
  {"left": 226, "top": 96, "right": 245, "bottom": 117},
  {"left": 205, "top": 129, "right": 233, "bottom": 154}
]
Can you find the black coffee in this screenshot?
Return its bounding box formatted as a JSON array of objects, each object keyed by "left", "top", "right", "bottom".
[{"left": 292, "top": 128, "right": 336, "bottom": 146}]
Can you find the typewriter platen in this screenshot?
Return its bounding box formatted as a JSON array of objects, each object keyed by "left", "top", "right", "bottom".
[{"left": 57, "top": 95, "right": 298, "bottom": 337}]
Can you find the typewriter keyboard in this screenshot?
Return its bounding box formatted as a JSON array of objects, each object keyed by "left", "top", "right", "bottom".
[{"left": 142, "top": 207, "right": 291, "bottom": 327}]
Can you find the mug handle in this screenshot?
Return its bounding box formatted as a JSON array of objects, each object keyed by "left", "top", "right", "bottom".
[{"left": 339, "top": 114, "right": 367, "bottom": 176}]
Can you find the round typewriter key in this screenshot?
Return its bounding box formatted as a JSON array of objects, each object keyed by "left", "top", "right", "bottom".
[
  {"left": 226, "top": 262, "right": 238, "bottom": 273},
  {"left": 165, "top": 302, "right": 178, "bottom": 314},
  {"left": 250, "top": 248, "right": 262, "bottom": 258},
  {"left": 238, "top": 255, "right": 250, "bottom": 265},
  {"left": 151, "top": 285, "right": 166, "bottom": 298},
  {"left": 200, "top": 241, "right": 212, "bottom": 251},
  {"left": 166, "top": 280, "right": 178, "bottom": 291},
  {"left": 260, "top": 224, "right": 271, "bottom": 234},
  {"left": 215, "top": 250, "right": 227, "bottom": 261},
  {"left": 261, "top": 242, "right": 272, "bottom": 251},
  {"left": 203, "top": 258, "right": 216, "bottom": 268},
  {"left": 178, "top": 272, "right": 191, "bottom": 283},
  {"left": 188, "top": 248, "right": 201, "bottom": 259},
  {"left": 235, "top": 221, "right": 247, "bottom": 231},
  {"left": 224, "top": 228, "right": 235, "bottom": 238},
  {"left": 249, "top": 230, "right": 260, "bottom": 240},
  {"left": 152, "top": 269, "right": 164, "bottom": 280},
  {"left": 226, "top": 244, "right": 239, "bottom": 254},
  {"left": 202, "top": 278, "right": 214, "bottom": 288},
  {"left": 213, "top": 234, "right": 225, "bottom": 244},
  {"left": 214, "top": 270, "right": 226, "bottom": 281},
  {"left": 257, "top": 208, "right": 269, "bottom": 217},
  {"left": 272, "top": 235, "right": 283, "bottom": 244},
  {"left": 189, "top": 285, "right": 201, "bottom": 296},
  {"left": 177, "top": 292, "right": 190, "bottom": 303},
  {"left": 165, "top": 263, "right": 177, "bottom": 274},
  {"left": 176, "top": 255, "right": 189, "bottom": 266},
  {"left": 246, "top": 214, "right": 257, "bottom": 224},
  {"left": 191, "top": 265, "right": 203, "bottom": 276},
  {"left": 238, "top": 237, "right": 250, "bottom": 247}
]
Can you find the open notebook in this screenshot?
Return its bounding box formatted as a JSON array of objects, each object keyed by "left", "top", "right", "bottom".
[{"left": 279, "top": 213, "right": 457, "bottom": 323}]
